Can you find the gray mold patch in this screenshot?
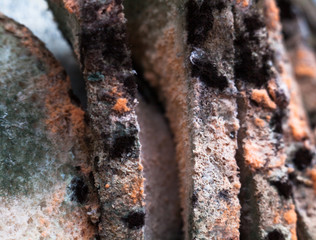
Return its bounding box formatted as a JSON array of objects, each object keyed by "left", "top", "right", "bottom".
[
  {"left": 88, "top": 72, "right": 105, "bottom": 82},
  {"left": 0, "top": 25, "right": 74, "bottom": 196}
]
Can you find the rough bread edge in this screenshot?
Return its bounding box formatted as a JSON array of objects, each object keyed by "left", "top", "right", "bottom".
[{"left": 46, "top": 1, "right": 145, "bottom": 239}]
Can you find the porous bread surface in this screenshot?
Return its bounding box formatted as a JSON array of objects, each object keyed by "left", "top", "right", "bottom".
[{"left": 0, "top": 13, "right": 96, "bottom": 239}]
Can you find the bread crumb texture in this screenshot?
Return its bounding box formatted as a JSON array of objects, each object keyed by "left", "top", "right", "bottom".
[
  {"left": 0, "top": 184, "right": 95, "bottom": 240},
  {"left": 123, "top": 177, "right": 144, "bottom": 205}
]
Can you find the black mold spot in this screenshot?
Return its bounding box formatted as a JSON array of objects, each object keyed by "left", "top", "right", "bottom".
[
  {"left": 274, "top": 90, "right": 289, "bottom": 109},
  {"left": 265, "top": 230, "right": 286, "bottom": 240},
  {"left": 192, "top": 65, "right": 228, "bottom": 90},
  {"left": 186, "top": 0, "right": 215, "bottom": 46},
  {"left": 89, "top": 172, "right": 96, "bottom": 187},
  {"left": 69, "top": 177, "right": 89, "bottom": 204},
  {"left": 249, "top": 98, "right": 260, "bottom": 108},
  {"left": 244, "top": 13, "right": 266, "bottom": 36},
  {"left": 101, "top": 28, "right": 128, "bottom": 66},
  {"left": 123, "top": 75, "right": 137, "bottom": 98},
  {"left": 229, "top": 131, "right": 236, "bottom": 139},
  {"left": 234, "top": 12, "right": 274, "bottom": 86},
  {"left": 191, "top": 191, "right": 198, "bottom": 207},
  {"left": 190, "top": 49, "right": 228, "bottom": 90},
  {"left": 80, "top": 1, "right": 131, "bottom": 70},
  {"left": 94, "top": 156, "right": 100, "bottom": 171},
  {"left": 216, "top": 1, "right": 226, "bottom": 12},
  {"left": 270, "top": 179, "right": 292, "bottom": 199},
  {"left": 110, "top": 135, "right": 136, "bottom": 159},
  {"left": 122, "top": 211, "right": 145, "bottom": 229},
  {"left": 218, "top": 189, "right": 230, "bottom": 201},
  {"left": 289, "top": 170, "right": 297, "bottom": 181},
  {"left": 234, "top": 37, "right": 273, "bottom": 85},
  {"left": 270, "top": 110, "right": 285, "bottom": 134},
  {"left": 293, "top": 147, "right": 314, "bottom": 170}
]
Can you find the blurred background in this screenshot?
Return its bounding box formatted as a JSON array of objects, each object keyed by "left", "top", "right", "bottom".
[{"left": 0, "top": 0, "right": 87, "bottom": 107}]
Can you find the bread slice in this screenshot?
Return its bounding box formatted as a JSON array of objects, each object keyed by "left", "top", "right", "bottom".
[
  {"left": 125, "top": 0, "right": 315, "bottom": 239},
  {"left": 0, "top": 13, "right": 98, "bottom": 239}
]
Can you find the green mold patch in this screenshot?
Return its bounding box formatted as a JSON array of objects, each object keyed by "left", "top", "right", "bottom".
[
  {"left": 88, "top": 72, "right": 105, "bottom": 82},
  {"left": 0, "top": 25, "right": 75, "bottom": 197}
]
